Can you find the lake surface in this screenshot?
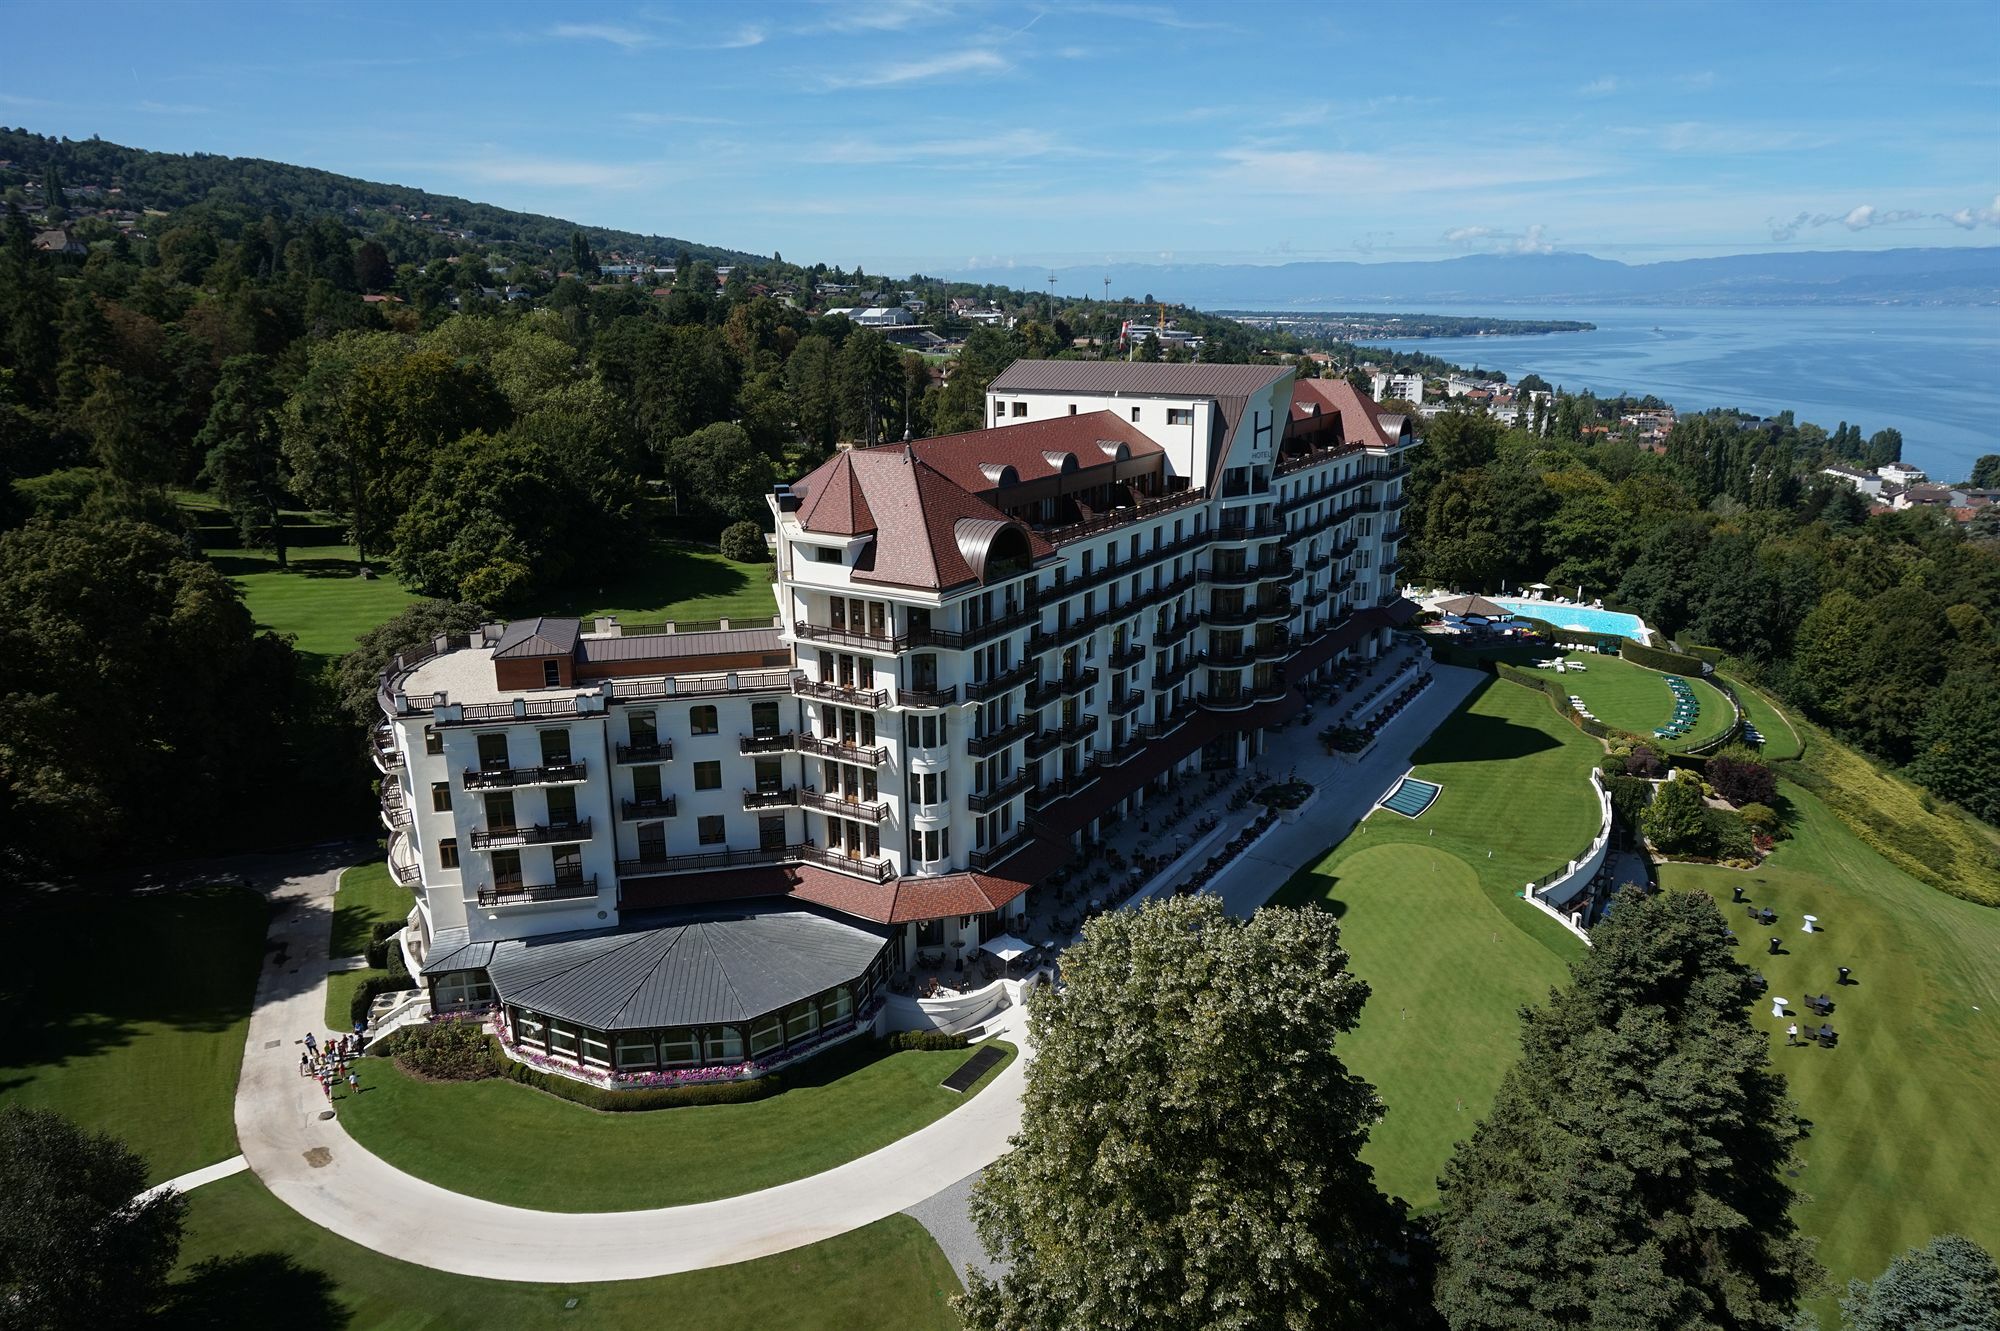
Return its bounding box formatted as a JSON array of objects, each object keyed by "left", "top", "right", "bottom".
[{"left": 1258, "top": 302, "right": 1998, "bottom": 482}]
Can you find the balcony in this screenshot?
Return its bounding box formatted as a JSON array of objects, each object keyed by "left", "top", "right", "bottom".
[
  {"left": 1152, "top": 655, "right": 1200, "bottom": 691},
  {"left": 1253, "top": 634, "right": 1295, "bottom": 662},
  {"left": 1213, "top": 519, "right": 1287, "bottom": 543},
  {"left": 968, "top": 770, "right": 1031, "bottom": 817},
  {"left": 1381, "top": 527, "right": 1406, "bottom": 545},
  {"left": 742, "top": 786, "right": 799, "bottom": 810},
  {"left": 1028, "top": 609, "right": 1112, "bottom": 656},
  {"left": 1027, "top": 667, "right": 1099, "bottom": 709},
  {"left": 1304, "top": 552, "right": 1332, "bottom": 572},
  {"left": 1381, "top": 558, "right": 1405, "bottom": 577},
  {"left": 478, "top": 874, "right": 598, "bottom": 909},
  {"left": 1382, "top": 492, "right": 1409, "bottom": 513},
  {"left": 1027, "top": 714, "right": 1098, "bottom": 758},
  {"left": 616, "top": 739, "right": 673, "bottom": 763},
  {"left": 379, "top": 783, "right": 412, "bottom": 832},
  {"left": 1255, "top": 597, "right": 1297, "bottom": 622},
  {"left": 966, "top": 716, "right": 1036, "bottom": 758},
  {"left": 968, "top": 831, "right": 1034, "bottom": 872},
  {"left": 904, "top": 605, "right": 1037, "bottom": 652},
  {"left": 370, "top": 725, "right": 402, "bottom": 773},
  {"left": 471, "top": 818, "right": 594, "bottom": 850},
  {"left": 1109, "top": 643, "right": 1146, "bottom": 671},
  {"left": 616, "top": 842, "right": 894, "bottom": 883},
  {"left": 1108, "top": 690, "right": 1145, "bottom": 717},
  {"left": 797, "top": 734, "right": 888, "bottom": 766},
  {"left": 1136, "top": 710, "right": 1197, "bottom": 741},
  {"left": 898, "top": 684, "right": 959, "bottom": 709},
  {"left": 792, "top": 619, "right": 899, "bottom": 653},
  {"left": 801, "top": 787, "right": 889, "bottom": 822},
  {"left": 738, "top": 731, "right": 797, "bottom": 754},
  {"left": 463, "top": 760, "right": 587, "bottom": 791},
  {"left": 791, "top": 675, "right": 887, "bottom": 708},
  {"left": 1037, "top": 486, "right": 1205, "bottom": 547},
  {"left": 1202, "top": 603, "right": 1260, "bottom": 628},
  {"left": 963, "top": 663, "right": 1035, "bottom": 703},
  {"left": 620, "top": 794, "right": 677, "bottom": 819}
]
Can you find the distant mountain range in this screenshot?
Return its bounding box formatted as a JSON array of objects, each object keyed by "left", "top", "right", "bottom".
[{"left": 943, "top": 248, "right": 2000, "bottom": 308}]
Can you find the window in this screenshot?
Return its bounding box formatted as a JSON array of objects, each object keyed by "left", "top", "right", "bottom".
[
  {"left": 811, "top": 546, "right": 842, "bottom": 564},
  {"left": 706, "top": 1025, "right": 744, "bottom": 1062},
  {"left": 694, "top": 761, "right": 721, "bottom": 790},
  {"left": 637, "top": 823, "right": 666, "bottom": 862},
  {"left": 818, "top": 986, "right": 853, "bottom": 1027},
  {"left": 698, "top": 814, "right": 726, "bottom": 845},
  {"left": 439, "top": 838, "right": 459, "bottom": 870},
  {"left": 542, "top": 660, "right": 560, "bottom": 687},
  {"left": 754, "top": 757, "right": 783, "bottom": 792},
  {"left": 616, "top": 1033, "right": 658, "bottom": 1069},
  {"left": 1011, "top": 401, "right": 1027, "bottom": 418},
  {"left": 1067, "top": 403, "right": 1077, "bottom": 415},
  {"left": 633, "top": 765, "right": 663, "bottom": 801},
  {"left": 690, "top": 706, "right": 718, "bottom": 736},
  {"left": 629, "top": 712, "right": 658, "bottom": 746},
  {"left": 434, "top": 971, "right": 493, "bottom": 1008},
  {"left": 581, "top": 1031, "right": 611, "bottom": 1068},
  {"left": 484, "top": 791, "right": 515, "bottom": 830},
  {"left": 750, "top": 700, "right": 779, "bottom": 737},
  {"left": 548, "top": 1020, "right": 579, "bottom": 1058},
  {"left": 748, "top": 1014, "right": 784, "bottom": 1056},
  {"left": 476, "top": 733, "right": 510, "bottom": 770},
  {"left": 784, "top": 1000, "right": 819, "bottom": 1044},
  {"left": 424, "top": 726, "right": 443, "bottom": 756},
  {"left": 538, "top": 729, "right": 570, "bottom": 766},
  {"left": 759, "top": 814, "right": 787, "bottom": 850},
  {"left": 515, "top": 1009, "right": 547, "bottom": 1049},
  {"left": 659, "top": 1030, "right": 700, "bottom": 1066},
  {"left": 431, "top": 781, "right": 451, "bottom": 812},
  {"left": 491, "top": 849, "right": 521, "bottom": 884},
  {"left": 1168, "top": 407, "right": 1194, "bottom": 426},
  {"left": 1129, "top": 406, "right": 1141, "bottom": 423},
  {"left": 917, "top": 919, "right": 945, "bottom": 946},
  {"left": 547, "top": 787, "right": 579, "bottom": 825}
]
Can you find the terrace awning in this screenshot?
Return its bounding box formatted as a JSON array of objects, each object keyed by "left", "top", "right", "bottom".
[{"left": 979, "top": 934, "right": 1034, "bottom": 962}]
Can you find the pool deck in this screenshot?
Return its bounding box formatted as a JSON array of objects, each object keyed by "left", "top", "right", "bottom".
[{"left": 1415, "top": 588, "right": 1653, "bottom": 644}]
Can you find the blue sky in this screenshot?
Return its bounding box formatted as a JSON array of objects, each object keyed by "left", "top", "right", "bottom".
[{"left": 4, "top": 0, "right": 1996, "bottom": 273}]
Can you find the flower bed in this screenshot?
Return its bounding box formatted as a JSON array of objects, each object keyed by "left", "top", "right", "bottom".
[
  {"left": 1172, "top": 809, "right": 1281, "bottom": 896},
  {"left": 1257, "top": 780, "right": 1315, "bottom": 811}
]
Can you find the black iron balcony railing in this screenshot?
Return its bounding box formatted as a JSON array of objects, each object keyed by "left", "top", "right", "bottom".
[
  {"left": 1202, "top": 603, "right": 1260, "bottom": 627},
  {"left": 903, "top": 606, "right": 1038, "bottom": 652},
  {"left": 963, "top": 663, "right": 1035, "bottom": 703},
  {"left": 797, "top": 734, "right": 888, "bottom": 766},
  {"left": 792, "top": 620, "right": 899, "bottom": 652},
  {"left": 1027, "top": 667, "right": 1099, "bottom": 710},
  {"left": 964, "top": 767, "right": 1032, "bottom": 807},
  {"left": 1027, "top": 713, "right": 1099, "bottom": 759},
  {"left": 1136, "top": 710, "right": 1197, "bottom": 742},
  {"left": 966, "top": 716, "right": 1036, "bottom": 757},
  {"left": 471, "top": 818, "right": 593, "bottom": 850},
  {"left": 1381, "top": 527, "right": 1407, "bottom": 545},
  {"left": 1109, "top": 642, "right": 1145, "bottom": 671},
  {"left": 898, "top": 684, "right": 958, "bottom": 709},
  {"left": 1213, "top": 519, "right": 1286, "bottom": 542},
  {"left": 968, "top": 831, "right": 1033, "bottom": 872},
  {"left": 1382, "top": 492, "right": 1410, "bottom": 512},
  {"left": 478, "top": 873, "right": 597, "bottom": 908},
  {"left": 1108, "top": 691, "right": 1145, "bottom": 717},
  {"left": 616, "top": 739, "right": 672, "bottom": 763},
  {"left": 738, "top": 731, "right": 797, "bottom": 754},
  {"left": 791, "top": 676, "right": 887, "bottom": 708},
  {"left": 616, "top": 842, "right": 894, "bottom": 883},
  {"left": 801, "top": 788, "right": 889, "bottom": 823},
  {"left": 621, "top": 794, "right": 677, "bottom": 819},
  {"left": 462, "top": 761, "right": 587, "bottom": 791},
  {"left": 1152, "top": 655, "right": 1201, "bottom": 691},
  {"left": 742, "top": 786, "right": 799, "bottom": 810}
]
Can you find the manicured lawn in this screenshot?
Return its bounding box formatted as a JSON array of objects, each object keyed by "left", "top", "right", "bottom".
[
  {"left": 325, "top": 860, "right": 414, "bottom": 1029},
  {"left": 1274, "top": 678, "right": 1595, "bottom": 1206},
  {"left": 0, "top": 885, "right": 268, "bottom": 1183},
  {"left": 339, "top": 1038, "right": 1016, "bottom": 1211},
  {"left": 1718, "top": 672, "right": 1804, "bottom": 761},
  {"left": 560, "top": 538, "right": 777, "bottom": 628},
  {"left": 1659, "top": 782, "right": 2000, "bottom": 1321},
  {"left": 1529, "top": 651, "right": 1733, "bottom": 750},
  {"left": 168, "top": 1173, "right": 966, "bottom": 1330}
]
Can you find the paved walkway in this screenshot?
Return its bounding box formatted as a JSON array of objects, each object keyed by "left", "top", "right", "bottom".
[
  {"left": 136, "top": 1154, "right": 249, "bottom": 1205},
  {"left": 231, "top": 854, "right": 1032, "bottom": 1281}
]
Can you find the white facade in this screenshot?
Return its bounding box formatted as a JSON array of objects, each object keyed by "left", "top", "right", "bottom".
[{"left": 1370, "top": 372, "right": 1424, "bottom": 404}]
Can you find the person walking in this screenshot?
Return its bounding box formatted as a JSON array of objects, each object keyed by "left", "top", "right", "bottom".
[
  {"left": 1786, "top": 1022, "right": 1799, "bottom": 1046},
  {"left": 299, "top": 1051, "right": 310, "bottom": 1077},
  {"left": 304, "top": 1031, "right": 318, "bottom": 1057},
  {"left": 347, "top": 1068, "right": 360, "bottom": 1096},
  {"left": 319, "top": 1070, "right": 333, "bottom": 1102}
]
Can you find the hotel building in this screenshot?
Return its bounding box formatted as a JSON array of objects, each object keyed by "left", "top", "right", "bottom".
[{"left": 376, "top": 362, "right": 1416, "bottom": 1079}]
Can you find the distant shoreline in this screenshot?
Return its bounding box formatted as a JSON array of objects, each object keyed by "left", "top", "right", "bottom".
[{"left": 1222, "top": 310, "right": 1596, "bottom": 340}]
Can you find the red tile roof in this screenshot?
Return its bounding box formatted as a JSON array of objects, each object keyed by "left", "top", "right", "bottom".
[
  {"left": 866, "top": 412, "right": 1163, "bottom": 498},
  {"left": 1289, "top": 378, "right": 1406, "bottom": 449}
]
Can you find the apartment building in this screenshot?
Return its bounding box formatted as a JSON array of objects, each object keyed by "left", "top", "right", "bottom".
[{"left": 376, "top": 361, "right": 1416, "bottom": 1083}]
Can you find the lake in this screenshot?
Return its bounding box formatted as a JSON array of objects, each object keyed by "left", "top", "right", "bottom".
[{"left": 1261, "top": 302, "right": 1999, "bottom": 483}]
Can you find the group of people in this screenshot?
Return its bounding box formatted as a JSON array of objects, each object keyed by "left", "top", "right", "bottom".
[{"left": 300, "top": 1029, "right": 362, "bottom": 1101}]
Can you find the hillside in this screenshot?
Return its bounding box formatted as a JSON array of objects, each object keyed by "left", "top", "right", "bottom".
[{"left": 0, "top": 127, "right": 759, "bottom": 265}]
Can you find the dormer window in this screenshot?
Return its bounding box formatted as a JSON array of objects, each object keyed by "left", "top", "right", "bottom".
[{"left": 542, "top": 660, "right": 560, "bottom": 687}]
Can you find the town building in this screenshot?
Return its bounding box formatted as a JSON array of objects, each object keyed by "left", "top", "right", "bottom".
[
  {"left": 1369, "top": 372, "right": 1424, "bottom": 404},
  {"left": 1876, "top": 461, "right": 1927, "bottom": 487},
  {"left": 376, "top": 360, "right": 1416, "bottom": 1082},
  {"left": 1820, "top": 464, "right": 1885, "bottom": 498}
]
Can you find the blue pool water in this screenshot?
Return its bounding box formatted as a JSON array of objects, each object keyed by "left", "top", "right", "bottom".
[
  {"left": 1380, "top": 778, "right": 1442, "bottom": 818},
  {"left": 1486, "top": 598, "right": 1648, "bottom": 641}
]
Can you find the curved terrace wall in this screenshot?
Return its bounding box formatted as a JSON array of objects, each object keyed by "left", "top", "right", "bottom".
[{"left": 1524, "top": 769, "right": 1614, "bottom": 944}]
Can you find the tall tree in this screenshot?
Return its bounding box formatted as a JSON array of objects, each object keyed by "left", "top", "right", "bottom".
[
  {"left": 195, "top": 353, "right": 289, "bottom": 565},
  {"left": 1432, "top": 888, "right": 1821, "bottom": 1331},
  {"left": 0, "top": 1105, "right": 187, "bottom": 1330},
  {"left": 961, "top": 895, "right": 1403, "bottom": 1331},
  {"left": 1841, "top": 1234, "right": 2000, "bottom": 1331}
]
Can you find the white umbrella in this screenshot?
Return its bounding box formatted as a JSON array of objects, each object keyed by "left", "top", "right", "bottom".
[{"left": 979, "top": 934, "right": 1034, "bottom": 962}]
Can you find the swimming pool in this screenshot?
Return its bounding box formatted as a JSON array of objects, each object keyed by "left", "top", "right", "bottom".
[{"left": 1486, "top": 598, "right": 1650, "bottom": 642}]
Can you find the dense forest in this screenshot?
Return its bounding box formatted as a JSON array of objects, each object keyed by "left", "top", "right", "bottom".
[{"left": 1402, "top": 403, "right": 2000, "bottom": 824}]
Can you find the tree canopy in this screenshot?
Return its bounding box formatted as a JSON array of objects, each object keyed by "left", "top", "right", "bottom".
[{"left": 1840, "top": 1233, "right": 2000, "bottom": 1331}]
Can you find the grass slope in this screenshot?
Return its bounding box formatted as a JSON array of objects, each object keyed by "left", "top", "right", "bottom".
[
  {"left": 339, "top": 1038, "right": 1015, "bottom": 1211},
  {"left": 1275, "top": 678, "right": 1595, "bottom": 1206},
  {"left": 559, "top": 538, "right": 777, "bottom": 628},
  {"left": 0, "top": 885, "right": 267, "bottom": 1183},
  {"left": 1537, "top": 651, "right": 1733, "bottom": 751},
  {"left": 1658, "top": 783, "right": 2000, "bottom": 1312},
  {"left": 1717, "top": 672, "right": 1804, "bottom": 761},
  {"left": 170, "top": 1173, "right": 965, "bottom": 1331},
  {"left": 325, "top": 861, "right": 415, "bottom": 1028}
]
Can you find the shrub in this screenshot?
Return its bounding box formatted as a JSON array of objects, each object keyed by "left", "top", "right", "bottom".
[
  {"left": 1604, "top": 773, "right": 1652, "bottom": 832},
  {"left": 1709, "top": 755, "right": 1777, "bottom": 806},
  {"left": 1737, "top": 802, "right": 1780, "bottom": 837},
  {"left": 887, "top": 1029, "right": 970, "bottom": 1052},
  {"left": 1619, "top": 640, "right": 1705, "bottom": 674},
  {"left": 350, "top": 948, "right": 414, "bottom": 1027},
  {"left": 718, "top": 520, "right": 767, "bottom": 564},
  {"left": 1624, "top": 746, "right": 1664, "bottom": 778},
  {"left": 1706, "top": 808, "right": 1755, "bottom": 861},
  {"left": 385, "top": 1022, "right": 500, "bottom": 1081},
  {"left": 1643, "top": 773, "right": 1714, "bottom": 856},
  {"left": 501, "top": 1059, "right": 779, "bottom": 1111}
]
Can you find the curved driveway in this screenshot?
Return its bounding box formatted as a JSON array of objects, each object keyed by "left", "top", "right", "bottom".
[{"left": 232, "top": 860, "right": 1028, "bottom": 1282}]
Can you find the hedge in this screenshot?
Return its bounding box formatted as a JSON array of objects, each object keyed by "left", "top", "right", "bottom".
[
  {"left": 352, "top": 949, "right": 415, "bottom": 1028},
  {"left": 1679, "top": 642, "right": 1726, "bottom": 666},
  {"left": 886, "top": 1029, "right": 969, "bottom": 1052},
  {"left": 501, "top": 1058, "right": 782, "bottom": 1111},
  {"left": 1495, "top": 662, "right": 1624, "bottom": 743},
  {"left": 1618, "top": 639, "right": 1706, "bottom": 675}
]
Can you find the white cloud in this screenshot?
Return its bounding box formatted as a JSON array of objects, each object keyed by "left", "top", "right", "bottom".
[
  {"left": 1443, "top": 225, "right": 1497, "bottom": 243},
  {"left": 806, "top": 0, "right": 963, "bottom": 33},
  {"left": 1942, "top": 194, "right": 2000, "bottom": 228},
  {"left": 817, "top": 129, "right": 1058, "bottom": 164},
  {"left": 1579, "top": 76, "right": 1620, "bottom": 97},
  {"left": 1767, "top": 203, "right": 1930, "bottom": 241},
  {"left": 715, "top": 25, "right": 766, "bottom": 49},
  {"left": 1443, "top": 223, "right": 1552, "bottom": 253},
  {"left": 820, "top": 49, "right": 1008, "bottom": 89}
]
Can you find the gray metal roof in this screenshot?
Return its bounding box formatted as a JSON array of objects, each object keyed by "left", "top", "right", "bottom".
[
  {"left": 578, "top": 626, "right": 784, "bottom": 664},
  {"left": 987, "top": 360, "right": 1290, "bottom": 399},
  {"left": 492, "top": 617, "right": 581, "bottom": 658},
  {"left": 431, "top": 903, "right": 888, "bottom": 1031}
]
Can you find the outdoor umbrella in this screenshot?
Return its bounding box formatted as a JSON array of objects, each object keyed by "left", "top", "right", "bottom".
[
  {"left": 979, "top": 934, "right": 1033, "bottom": 962},
  {"left": 1435, "top": 594, "right": 1512, "bottom": 619}
]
